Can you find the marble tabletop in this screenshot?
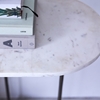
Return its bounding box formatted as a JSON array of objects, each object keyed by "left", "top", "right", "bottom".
[{"left": 0, "top": 0, "right": 100, "bottom": 77}]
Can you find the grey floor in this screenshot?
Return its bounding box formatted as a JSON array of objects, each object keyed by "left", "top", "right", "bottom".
[
  {"left": 1, "top": 98, "right": 100, "bottom": 100},
  {"left": 32, "top": 98, "right": 100, "bottom": 100}
]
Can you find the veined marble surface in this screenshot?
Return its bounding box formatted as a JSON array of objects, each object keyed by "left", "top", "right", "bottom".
[{"left": 0, "top": 0, "right": 100, "bottom": 77}]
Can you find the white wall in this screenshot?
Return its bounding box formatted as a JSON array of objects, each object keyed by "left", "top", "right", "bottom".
[{"left": 0, "top": 0, "right": 100, "bottom": 99}]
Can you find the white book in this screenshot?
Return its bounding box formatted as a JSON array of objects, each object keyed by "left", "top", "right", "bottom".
[
  {"left": 0, "top": 0, "right": 21, "bottom": 18},
  {"left": 0, "top": 35, "right": 35, "bottom": 49},
  {"left": 0, "top": 0, "right": 36, "bottom": 35}
]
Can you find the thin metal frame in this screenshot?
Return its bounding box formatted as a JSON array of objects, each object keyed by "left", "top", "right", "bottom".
[
  {"left": 58, "top": 75, "right": 64, "bottom": 100},
  {"left": 4, "top": 76, "right": 64, "bottom": 100},
  {"left": 5, "top": 77, "right": 11, "bottom": 100}
]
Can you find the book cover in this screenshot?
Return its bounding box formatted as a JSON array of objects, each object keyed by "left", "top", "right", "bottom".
[
  {"left": 0, "top": 0, "right": 36, "bottom": 36},
  {"left": 0, "top": 0, "right": 21, "bottom": 18}
]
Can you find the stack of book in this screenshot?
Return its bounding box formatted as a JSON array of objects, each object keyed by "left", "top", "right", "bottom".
[{"left": 0, "top": 0, "right": 36, "bottom": 49}]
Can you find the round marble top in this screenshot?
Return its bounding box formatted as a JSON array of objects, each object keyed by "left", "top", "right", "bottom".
[{"left": 0, "top": 0, "right": 100, "bottom": 77}]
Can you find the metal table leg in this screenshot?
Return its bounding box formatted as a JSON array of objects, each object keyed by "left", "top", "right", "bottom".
[
  {"left": 4, "top": 76, "right": 64, "bottom": 100},
  {"left": 5, "top": 78, "right": 11, "bottom": 100},
  {"left": 58, "top": 75, "right": 64, "bottom": 100}
]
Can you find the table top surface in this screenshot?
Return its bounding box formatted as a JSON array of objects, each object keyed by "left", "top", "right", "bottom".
[{"left": 0, "top": 0, "right": 100, "bottom": 77}]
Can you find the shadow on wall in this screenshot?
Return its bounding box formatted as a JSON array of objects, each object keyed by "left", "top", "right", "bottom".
[
  {"left": 18, "top": 78, "right": 26, "bottom": 98},
  {"left": 0, "top": 78, "right": 6, "bottom": 99}
]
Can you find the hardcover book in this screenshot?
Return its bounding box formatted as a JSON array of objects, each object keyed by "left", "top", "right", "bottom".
[{"left": 0, "top": 0, "right": 36, "bottom": 35}]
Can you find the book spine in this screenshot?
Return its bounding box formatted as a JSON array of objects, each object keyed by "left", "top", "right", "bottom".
[{"left": 0, "top": 35, "right": 35, "bottom": 49}]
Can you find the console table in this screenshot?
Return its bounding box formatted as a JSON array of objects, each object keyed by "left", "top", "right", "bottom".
[{"left": 0, "top": 0, "right": 100, "bottom": 100}]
